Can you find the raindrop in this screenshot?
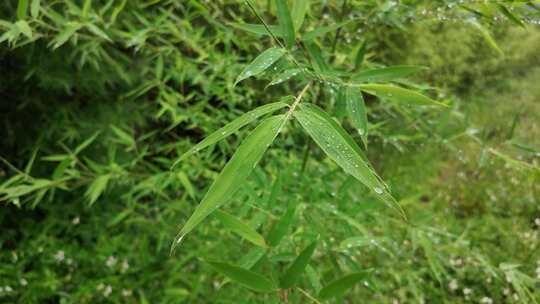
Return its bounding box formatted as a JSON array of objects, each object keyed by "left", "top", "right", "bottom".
[{"left": 374, "top": 187, "right": 383, "bottom": 194}]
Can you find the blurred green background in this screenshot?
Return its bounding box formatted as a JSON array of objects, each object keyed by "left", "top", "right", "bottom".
[{"left": 1, "top": 0, "right": 540, "bottom": 303}]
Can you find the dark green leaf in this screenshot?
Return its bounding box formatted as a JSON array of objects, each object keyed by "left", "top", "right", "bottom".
[
  {"left": 291, "top": 0, "right": 309, "bottom": 31},
  {"left": 280, "top": 241, "right": 318, "bottom": 288},
  {"left": 267, "top": 203, "right": 296, "bottom": 246},
  {"left": 351, "top": 65, "right": 426, "bottom": 83},
  {"left": 345, "top": 86, "right": 368, "bottom": 145},
  {"left": 318, "top": 273, "right": 368, "bottom": 299},
  {"left": 275, "top": 0, "right": 296, "bottom": 47},
  {"left": 229, "top": 23, "right": 283, "bottom": 37},
  {"left": 497, "top": 4, "right": 525, "bottom": 28},
  {"left": 173, "top": 115, "right": 285, "bottom": 247},
  {"left": 268, "top": 68, "right": 303, "bottom": 87},
  {"left": 304, "top": 42, "right": 327, "bottom": 74},
  {"left": 359, "top": 84, "right": 446, "bottom": 106},
  {"left": 302, "top": 20, "right": 351, "bottom": 41},
  {"left": 17, "top": 0, "right": 29, "bottom": 20}
]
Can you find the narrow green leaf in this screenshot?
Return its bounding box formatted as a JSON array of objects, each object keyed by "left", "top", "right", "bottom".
[
  {"left": 238, "top": 247, "right": 267, "bottom": 269},
  {"left": 267, "top": 203, "right": 296, "bottom": 246},
  {"left": 235, "top": 47, "right": 286, "bottom": 85},
  {"left": 74, "top": 131, "right": 100, "bottom": 155},
  {"left": 358, "top": 84, "right": 446, "bottom": 106},
  {"left": 172, "top": 101, "right": 288, "bottom": 166},
  {"left": 215, "top": 210, "right": 267, "bottom": 247},
  {"left": 318, "top": 273, "right": 369, "bottom": 299},
  {"left": 291, "top": 0, "right": 308, "bottom": 31},
  {"left": 30, "top": 0, "right": 40, "bottom": 18},
  {"left": 280, "top": 241, "right": 318, "bottom": 288},
  {"left": 496, "top": 4, "right": 525, "bottom": 28},
  {"left": 173, "top": 115, "right": 285, "bottom": 247},
  {"left": 82, "top": 0, "right": 92, "bottom": 19},
  {"left": 275, "top": 0, "right": 296, "bottom": 47},
  {"left": 345, "top": 86, "right": 368, "bottom": 145},
  {"left": 267, "top": 68, "right": 302, "bottom": 87},
  {"left": 86, "top": 24, "right": 111, "bottom": 41},
  {"left": 17, "top": 0, "right": 29, "bottom": 20},
  {"left": 208, "top": 261, "right": 276, "bottom": 292},
  {"left": 351, "top": 65, "right": 426, "bottom": 83},
  {"left": 471, "top": 22, "right": 503, "bottom": 56},
  {"left": 85, "top": 174, "right": 111, "bottom": 205},
  {"left": 293, "top": 104, "right": 401, "bottom": 214},
  {"left": 229, "top": 23, "right": 283, "bottom": 37},
  {"left": 354, "top": 41, "right": 367, "bottom": 70},
  {"left": 302, "top": 20, "right": 351, "bottom": 41},
  {"left": 304, "top": 42, "right": 327, "bottom": 74},
  {"left": 50, "top": 22, "right": 82, "bottom": 49}
]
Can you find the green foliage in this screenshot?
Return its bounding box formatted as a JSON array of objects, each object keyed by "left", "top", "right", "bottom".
[{"left": 1, "top": 0, "right": 540, "bottom": 303}]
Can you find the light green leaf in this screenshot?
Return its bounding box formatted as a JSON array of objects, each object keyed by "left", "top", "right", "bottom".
[
  {"left": 318, "top": 273, "right": 369, "bottom": 299},
  {"left": 291, "top": 0, "right": 308, "bottom": 31},
  {"left": 339, "top": 236, "right": 370, "bottom": 250},
  {"left": 86, "top": 23, "right": 111, "bottom": 41},
  {"left": 208, "top": 261, "right": 276, "bottom": 292},
  {"left": 302, "top": 20, "right": 351, "bottom": 41},
  {"left": 15, "top": 21, "right": 32, "bottom": 39},
  {"left": 267, "top": 203, "right": 296, "bottom": 246},
  {"left": 17, "top": 0, "right": 29, "bottom": 20},
  {"left": 215, "top": 210, "right": 267, "bottom": 247},
  {"left": 267, "top": 68, "right": 302, "bottom": 87},
  {"left": 293, "top": 104, "right": 402, "bottom": 215},
  {"left": 50, "top": 22, "right": 82, "bottom": 49},
  {"left": 229, "top": 23, "right": 283, "bottom": 37},
  {"left": 275, "top": 0, "right": 295, "bottom": 47},
  {"left": 471, "top": 22, "right": 503, "bottom": 56},
  {"left": 172, "top": 101, "right": 288, "bottom": 166},
  {"left": 173, "top": 115, "right": 285, "bottom": 248},
  {"left": 358, "top": 84, "right": 446, "bottom": 106},
  {"left": 304, "top": 42, "right": 327, "bottom": 74},
  {"left": 85, "top": 174, "right": 111, "bottom": 205},
  {"left": 345, "top": 86, "right": 368, "bottom": 145},
  {"left": 354, "top": 41, "right": 367, "bottom": 69},
  {"left": 280, "top": 241, "right": 318, "bottom": 288},
  {"left": 235, "top": 47, "right": 286, "bottom": 85},
  {"left": 351, "top": 65, "right": 426, "bottom": 83},
  {"left": 30, "top": 0, "right": 40, "bottom": 18},
  {"left": 74, "top": 131, "right": 100, "bottom": 155},
  {"left": 82, "top": 0, "right": 92, "bottom": 19},
  {"left": 496, "top": 4, "right": 525, "bottom": 28}
]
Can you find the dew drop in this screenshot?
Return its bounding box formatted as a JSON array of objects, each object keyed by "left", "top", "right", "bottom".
[{"left": 374, "top": 187, "right": 383, "bottom": 194}]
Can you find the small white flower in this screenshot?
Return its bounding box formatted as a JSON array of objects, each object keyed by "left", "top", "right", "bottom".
[
  {"left": 54, "top": 250, "right": 65, "bottom": 262},
  {"left": 122, "top": 289, "right": 132, "bottom": 297},
  {"left": 106, "top": 256, "right": 117, "bottom": 268},
  {"left": 463, "top": 287, "right": 472, "bottom": 296},
  {"left": 513, "top": 293, "right": 519, "bottom": 301},
  {"left": 448, "top": 279, "right": 458, "bottom": 291},
  {"left": 120, "top": 259, "right": 129, "bottom": 273},
  {"left": 103, "top": 285, "right": 112, "bottom": 297},
  {"left": 535, "top": 218, "right": 540, "bottom": 226},
  {"left": 503, "top": 288, "right": 510, "bottom": 295},
  {"left": 480, "top": 297, "right": 493, "bottom": 304},
  {"left": 72, "top": 216, "right": 80, "bottom": 225},
  {"left": 4, "top": 286, "right": 13, "bottom": 292},
  {"left": 20, "top": 278, "right": 28, "bottom": 286},
  {"left": 97, "top": 283, "right": 105, "bottom": 291}
]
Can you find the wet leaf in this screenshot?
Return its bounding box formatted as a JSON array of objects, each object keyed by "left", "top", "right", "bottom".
[
  {"left": 235, "top": 47, "right": 286, "bottom": 85},
  {"left": 275, "top": 0, "right": 295, "bottom": 47},
  {"left": 318, "top": 272, "right": 369, "bottom": 299},
  {"left": 215, "top": 210, "right": 267, "bottom": 247},
  {"left": 208, "top": 261, "right": 276, "bottom": 292},
  {"left": 280, "top": 241, "right": 318, "bottom": 288},
  {"left": 302, "top": 20, "right": 351, "bottom": 41},
  {"left": 359, "top": 84, "right": 446, "bottom": 106},
  {"left": 345, "top": 86, "right": 368, "bottom": 145},
  {"left": 351, "top": 65, "right": 426, "bottom": 83},
  {"left": 267, "top": 68, "right": 303, "bottom": 87}
]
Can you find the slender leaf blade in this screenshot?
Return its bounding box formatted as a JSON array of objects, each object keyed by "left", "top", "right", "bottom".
[
  {"left": 17, "top": 0, "right": 29, "bottom": 20},
  {"left": 275, "top": 0, "right": 295, "bottom": 47},
  {"left": 291, "top": 0, "right": 308, "bottom": 31},
  {"left": 280, "top": 241, "right": 318, "bottom": 288},
  {"left": 174, "top": 115, "right": 285, "bottom": 247},
  {"left": 267, "top": 68, "right": 302, "bottom": 87},
  {"left": 208, "top": 261, "right": 276, "bottom": 292},
  {"left": 215, "top": 210, "right": 267, "bottom": 247},
  {"left": 358, "top": 84, "right": 446, "bottom": 106},
  {"left": 351, "top": 65, "right": 426, "bottom": 83},
  {"left": 229, "top": 23, "right": 283, "bottom": 36},
  {"left": 302, "top": 20, "right": 351, "bottom": 41},
  {"left": 345, "top": 86, "right": 368, "bottom": 144},
  {"left": 318, "top": 273, "right": 369, "bottom": 299},
  {"left": 85, "top": 174, "right": 111, "bottom": 205},
  {"left": 173, "top": 101, "right": 288, "bottom": 166},
  {"left": 235, "top": 47, "right": 286, "bottom": 85}
]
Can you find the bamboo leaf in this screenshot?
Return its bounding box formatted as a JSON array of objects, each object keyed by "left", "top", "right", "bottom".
[
  {"left": 496, "top": 4, "right": 525, "bottom": 28},
  {"left": 172, "top": 101, "right": 288, "bottom": 166},
  {"left": 229, "top": 23, "right": 283, "bottom": 37},
  {"left": 345, "top": 86, "right": 368, "bottom": 145},
  {"left": 15, "top": 21, "right": 32, "bottom": 39},
  {"left": 82, "top": 0, "right": 92, "bottom": 19},
  {"left": 267, "top": 203, "right": 296, "bottom": 246},
  {"left": 173, "top": 115, "right": 285, "bottom": 247},
  {"left": 50, "top": 22, "right": 82, "bottom": 49},
  {"left": 304, "top": 42, "right": 327, "bottom": 74},
  {"left": 208, "top": 261, "right": 276, "bottom": 292},
  {"left": 275, "top": 0, "right": 295, "bottom": 47},
  {"left": 85, "top": 174, "right": 111, "bottom": 205},
  {"left": 17, "top": 0, "right": 29, "bottom": 20},
  {"left": 215, "top": 210, "right": 267, "bottom": 247},
  {"left": 291, "top": 0, "right": 309, "bottom": 31},
  {"left": 267, "top": 68, "right": 303, "bottom": 87},
  {"left": 235, "top": 47, "right": 286, "bottom": 85},
  {"left": 280, "top": 241, "right": 318, "bottom": 288},
  {"left": 30, "top": 0, "right": 40, "bottom": 18},
  {"left": 302, "top": 20, "right": 351, "bottom": 41},
  {"left": 293, "top": 104, "right": 401, "bottom": 214},
  {"left": 471, "top": 22, "right": 503, "bottom": 56},
  {"left": 351, "top": 65, "right": 426, "bottom": 83},
  {"left": 358, "top": 84, "right": 446, "bottom": 106},
  {"left": 354, "top": 41, "right": 367, "bottom": 69},
  {"left": 318, "top": 273, "right": 369, "bottom": 299}
]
